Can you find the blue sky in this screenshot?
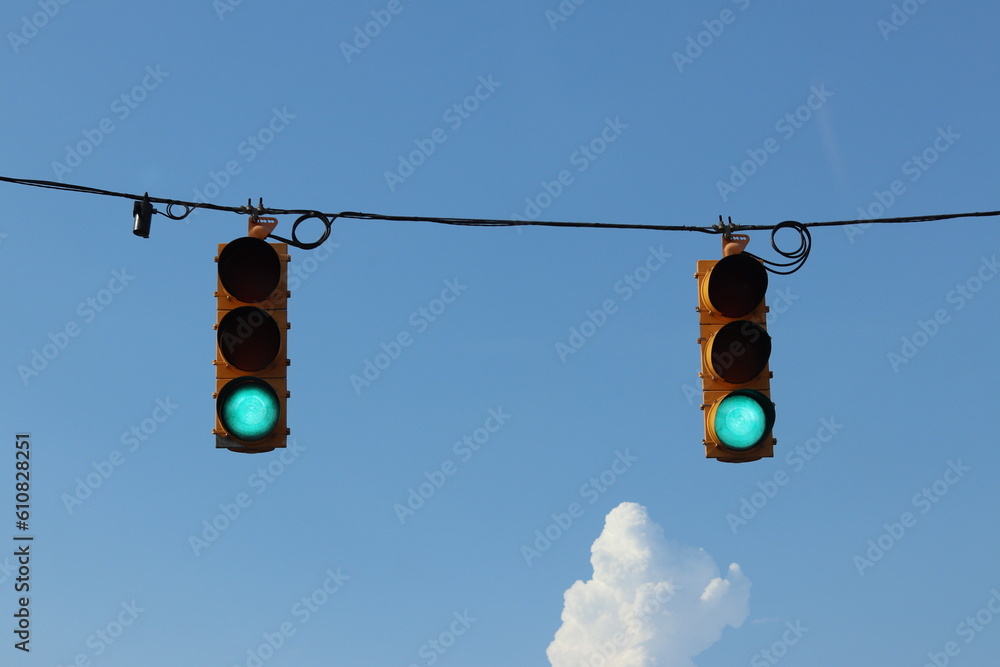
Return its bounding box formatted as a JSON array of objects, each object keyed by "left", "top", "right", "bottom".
[{"left": 1, "top": 0, "right": 999, "bottom": 665}]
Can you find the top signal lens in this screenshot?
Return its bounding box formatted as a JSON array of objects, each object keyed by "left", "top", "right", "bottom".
[
  {"left": 703, "top": 253, "right": 768, "bottom": 318},
  {"left": 218, "top": 237, "right": 281, "bottom": 304}
]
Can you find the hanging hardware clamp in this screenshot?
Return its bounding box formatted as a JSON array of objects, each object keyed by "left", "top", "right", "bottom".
[
  {"left": 248, "top": 215, "right": 279, "bottom": 240},
  {"left": 723, "top": 232, "right": 750, "bottom": 256}
]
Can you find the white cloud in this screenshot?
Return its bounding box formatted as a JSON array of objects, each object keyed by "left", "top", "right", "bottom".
[{"left": 547, "top": 502, "right": 750, "bottom": 667}]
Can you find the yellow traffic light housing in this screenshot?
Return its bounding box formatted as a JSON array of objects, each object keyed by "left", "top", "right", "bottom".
[
  {"left": 696, "top": 251, "right": 775, "bottom": 462},
  {"left": 214, "top": 237, "right": 290, "bottom": 453}
]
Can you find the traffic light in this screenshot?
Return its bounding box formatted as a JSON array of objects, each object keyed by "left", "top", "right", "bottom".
[
  {"left": 695, "top": 251, "right": 775, "bottom": 462},
  {"left": 214, "top": 237, "right": 290, "bottom": 453}
]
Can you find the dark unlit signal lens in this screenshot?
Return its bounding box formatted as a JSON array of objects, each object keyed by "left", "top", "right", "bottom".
[
  {"left": 707, "top": 320, "right": 771, "bottom": 384},
  {"left": 704, "top": 253, "right": 768, "bottom": 318},
  {"left": 218, "top": 237, "right": 280, "bottom": 304},
  {"left": 217, "top": 307, "right": 280, "bottom": 372}
]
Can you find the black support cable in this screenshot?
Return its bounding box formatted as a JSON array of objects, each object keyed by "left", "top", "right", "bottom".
[
  {"left": 728, "top": 210, "right": 1000, "bottom": 230},
  {"left": 1, "top": 174, "right": 996, "bottom": 246},
  {"left": 337, "top": 210, "right": 716, "bottom": 233}
]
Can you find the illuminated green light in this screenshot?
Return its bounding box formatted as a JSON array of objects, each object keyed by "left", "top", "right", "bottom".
[
  {"left": 219, "top": 379, "right": 279, "bottom": 442},
  {"left": 714, "top": 392, "right": 770, "bottom": 450}
]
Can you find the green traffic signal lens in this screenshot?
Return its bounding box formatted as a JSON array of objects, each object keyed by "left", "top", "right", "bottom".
[
  {"left": 218, "top": 379, "right": 280, "bottom": 442},
  {"left": 713, "top": 391, "right": 773, "bottom": 450}
]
